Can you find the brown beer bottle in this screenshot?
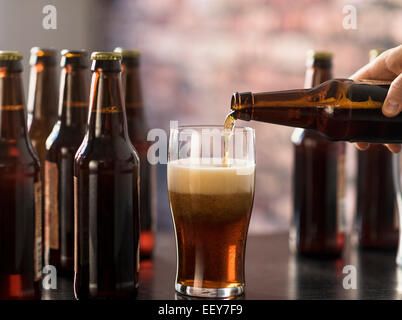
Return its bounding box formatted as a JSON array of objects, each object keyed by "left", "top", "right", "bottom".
[
  {"left": 115, "top": 48, "right": 156, "bottom": 259},
  {"left": 290, "top": 51, "right": 345, "bottom": 257},
  {"left": 230, "top": 78, "right": 397, "bottom": 143},
  {"left": 45, "top": 50, "right": 90, "bottom": 273},
  {"left": 0, "top": 51, "right": 42, "bottom": 299},
  {"left": 74, "top": 52, "right": 140, "bottom": 299},
  {"left": 354, "top": 49, "right": 399, "bottom": 250},
  {"left": 27, "top": 47, "right": 59, "bottom": 168}
]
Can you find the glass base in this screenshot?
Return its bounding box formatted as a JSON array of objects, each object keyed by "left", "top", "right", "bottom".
[{"left": 175, "top": 283, "right": 244, "bottom": 299}]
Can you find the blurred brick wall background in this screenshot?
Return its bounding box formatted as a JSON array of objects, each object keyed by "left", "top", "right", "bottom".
[{"left": 98, "top": 0, "right": 402, "bottom": 233}]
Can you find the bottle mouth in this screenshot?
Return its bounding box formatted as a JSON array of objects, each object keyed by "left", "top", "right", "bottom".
[
  {"left": 114, "top": 48, "right": 141, "bottom": 67},
  {"left": 61, "top": 49, "right": 88, "bottom": 58},
  {"left": 230, "top": 92, "right": 252, "bottom": 121},
  {"left": 231, "top": 92, "right": 253, "bottom": 110},
  {"left": 61, "top": 50, "right": 89, "bottom": 68},
  {"left": 231, "top": 92, "right": 241, "bottom": 110},
  {"left": 30, "top": 47, "right": 57, "bottom": 56},
  {"left": 30, "top": 47, "right": 57, "bottom": 66}
]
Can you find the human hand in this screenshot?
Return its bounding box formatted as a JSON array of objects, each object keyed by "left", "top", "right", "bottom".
[{"left": 351, "top": 45, "right": 402, "bottom": 153}]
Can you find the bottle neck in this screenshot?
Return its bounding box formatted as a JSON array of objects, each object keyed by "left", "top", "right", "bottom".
[
  {"left": 304, "top": 65, "right": 332, "bottom": 88},
  {"left": 231, "top": 88, "right": 317, "bottom": 129},
  {"left": 298, "top": 60, "right": 333, "bottom": 138},
  {"left": 122, "top": 65, "right": 143, "bottom": 110},
  {"left": 28, "top": 62, "right": 58, "bottom": 120},
  {"left": 58, "top": 66, "right": 89, "bottom": 128},
  {"left": 122, "top": 65, "right": 147, "bottom": 139},
  {"left": 0, "top": 69, "right": 28, "bottom": 139},
  {"left": 87, "top": 70, "right": 128, "bottom": 139}
]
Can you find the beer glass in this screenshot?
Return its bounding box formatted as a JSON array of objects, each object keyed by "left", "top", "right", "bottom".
[{"left": 168, "top": 125, "right": 255, "bottom": 298}]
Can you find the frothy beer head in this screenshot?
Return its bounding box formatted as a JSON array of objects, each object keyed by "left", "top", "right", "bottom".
[{"left": 168, "top": 158, "right": 255, "bottom": 195}]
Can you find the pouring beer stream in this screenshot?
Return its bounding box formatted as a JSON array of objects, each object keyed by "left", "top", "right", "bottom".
[{"left": 223, "top": 111, "right": 236, "bottom": 167}]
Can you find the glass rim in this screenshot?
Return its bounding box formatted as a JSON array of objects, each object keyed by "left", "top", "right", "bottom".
[{"left": 172, "top": 124, "right": 254, "bottom": 132}]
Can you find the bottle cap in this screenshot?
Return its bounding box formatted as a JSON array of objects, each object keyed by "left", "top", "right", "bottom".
[
  {"left": 307, "top": 50, "right": 333, "bottom": 60},
  {"left": 0, "top": 51, "right": 23, "bottom": 61},
  {"left": 90, "top": 52, "right": 122, "bottom": 61},
  {"left": 306, "top": 50, "right": 333, "bottom": 68},
  {"left": 114, "top": 48, "right": 141, "bottom": 58}
]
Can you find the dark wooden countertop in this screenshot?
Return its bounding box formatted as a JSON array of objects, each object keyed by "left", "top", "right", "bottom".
[{"left": 41, "top": 232, "right": 402, "bottom": 300}]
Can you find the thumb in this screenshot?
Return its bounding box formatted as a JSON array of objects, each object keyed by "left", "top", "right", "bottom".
[{"left": 383, "top": 73, "right": 402, "bottom": 117}]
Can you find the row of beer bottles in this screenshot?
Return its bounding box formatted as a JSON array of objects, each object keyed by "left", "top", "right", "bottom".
[
  {"left": 28, "top": 47, "right": 155, "bottom": 267},
  {"left": 0, "top": 49, "right": 152, "bottom": 299},
  {"left": 287, "top": 49, "right": 397, "bottom": 257}
]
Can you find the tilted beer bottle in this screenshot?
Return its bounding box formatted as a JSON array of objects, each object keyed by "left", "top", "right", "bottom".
[
  {"left": 354, "top": 49, "right": 398, "bottom": 250},
  {"left": 45, "top": 50, "right": 90, "bottom": 273},
  {"left": 230, "top": 78, "right": 398, "bottom": 143},
  {"left": 290, "top": 51, "right": 345, "bottom": 256},
  {"left": 74, "top": 52, "right": 140, "bottom": 299},
  {"left": 115, "top": 48, "right": 156, "bottom": 259},
  {"left": 0, "top": 51, "right": 42, "bottom": 299}
]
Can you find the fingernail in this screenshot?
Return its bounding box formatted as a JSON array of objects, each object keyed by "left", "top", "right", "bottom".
[
  {"left": 356, "top": 142, "right": 369, "bottom": 151},
  {"left": 386, "top": 144, "right": 402, "bottom": 153},
  {"left": 384, "top": 99, "right": 400, "bottom": 116}
]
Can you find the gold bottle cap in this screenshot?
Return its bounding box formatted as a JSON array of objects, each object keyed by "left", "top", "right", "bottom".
[
  {"left": 114, "top": 47, "right": 141, "bottom": 58},
  {"left": 90, "top": 52, "right": 122, "bottom": 61},
  {"left": 369, "top": 49, "right": 385, "bottom": 62},
  {"left": 0, "top": 51, "right": 23, "bottom": 61},
  {"left": 307, "top": 50, "right": 333, "bottom": 60},
  {"left": 61, "top": 49, "right": 88, "bottom": 58}
]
